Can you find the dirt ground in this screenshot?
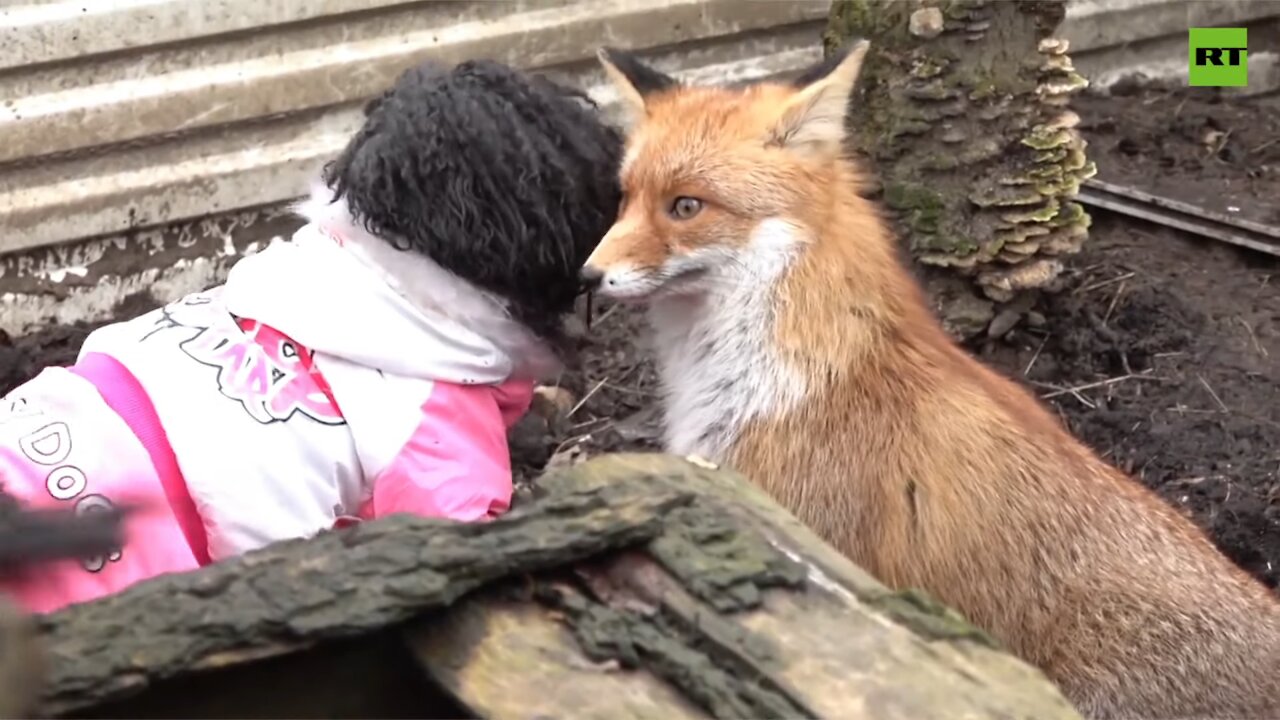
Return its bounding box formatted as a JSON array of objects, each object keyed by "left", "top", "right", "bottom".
[
  {"left": 3, "top": 84, "right": 1279, "bottom": 587},
  {"left": 1075, "top": 79, "right": 1280, "bottom": 226}
]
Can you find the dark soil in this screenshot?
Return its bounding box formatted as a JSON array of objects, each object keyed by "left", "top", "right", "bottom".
[
  {"left": 979, "top": 215, "right": 1280, "bottom": 586},
  {"left": 4, "top": 84, "right": 1279, "bottom": 588},
  {"left": 989, "top": 85, "right": 1280, "bottom": 586}
]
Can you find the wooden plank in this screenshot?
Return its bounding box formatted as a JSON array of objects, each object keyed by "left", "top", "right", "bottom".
[
  {"left": 1078, "top": 179, "right": 1280, "bottom": 258},
  {"left": 404, "top": 589, "right": 707, "bottom": 720},
  {"left": 409, "top": 454, "right": 1082, "bottom": 720}
]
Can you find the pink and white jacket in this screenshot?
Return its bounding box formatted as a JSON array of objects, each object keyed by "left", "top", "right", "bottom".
[{"left": 73, "top": 186, "right": 555, "bottom": 562}]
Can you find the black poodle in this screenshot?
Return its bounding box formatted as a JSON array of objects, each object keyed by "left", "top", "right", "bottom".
[
  {"left": 325, "top": 59, "right": 623, "bottom": 344},
  {"left": 0, "top": 58, "right": 623, "bottom": 614}
]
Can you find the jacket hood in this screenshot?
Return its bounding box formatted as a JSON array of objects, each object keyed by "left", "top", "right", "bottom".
[{"left": 220, "top": 182, "right": 560, "bottom": 386}]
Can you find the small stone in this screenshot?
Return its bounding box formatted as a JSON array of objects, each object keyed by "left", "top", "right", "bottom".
[
  {"left": 546, "top": 443, "right": 589, "bottom": 472},
  {"left": 929, "top": 275, "right": 995, "bottom": 341},
  {"left": 909, "top": 7, "right": 945, "bottom": 38},
  {"left": 987, "top": 308, "right": 1022, "bottom": 339},
  {"left": 531, "top": 385, "right": 576, "bottom": 421},
  {"left": 1026, "top": 311, "right": 1048, "bottom": 328},
  {"left": 1108, "top": 74, "right": 1146, "bottom": 97},
  {"left": 508, "top": 414, "right": 553, "bottom": 469}
]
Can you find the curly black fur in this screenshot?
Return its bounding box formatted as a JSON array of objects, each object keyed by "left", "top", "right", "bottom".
[{"left": 324, "top": 59, "right": 623, "bottom": 342}]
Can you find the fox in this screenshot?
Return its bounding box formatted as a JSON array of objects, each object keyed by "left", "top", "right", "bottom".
[{"left": 580, "top": 41, "right": 1280, "bottom": 719}]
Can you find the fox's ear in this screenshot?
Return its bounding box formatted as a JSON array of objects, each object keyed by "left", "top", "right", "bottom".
[
  {"left": 768, "top": 40, "right": 870, "bottom": 152},
  {"left": 597, "top": 47, "right": 678, "bottom": 124}
]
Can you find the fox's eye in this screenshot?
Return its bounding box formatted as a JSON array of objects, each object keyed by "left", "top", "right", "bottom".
[{"left": 669, "top": 196, "right": 703, "bottom": 220}]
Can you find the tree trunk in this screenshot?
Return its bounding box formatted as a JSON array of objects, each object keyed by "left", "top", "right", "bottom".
[
  {"left": 825, "top": 0, "right": 1094, "bottom": 338},
  {"left": 22, "top": 454, "right": 1080, "bottom": 719}
]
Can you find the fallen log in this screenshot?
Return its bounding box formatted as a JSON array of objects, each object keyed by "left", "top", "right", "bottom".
[
  {"left": 408, "top": 454, "right": 1080, "bottom": 720},
  {"left": 28, "top": 453, "right": 1079, "bottom": 719},
  {"left": 36, "top": 472, "right": 687, "bottom": 716}
]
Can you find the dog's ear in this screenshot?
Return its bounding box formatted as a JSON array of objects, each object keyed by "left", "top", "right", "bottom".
[
  {"left": 597, "top": 47, "right": 677, "bottom": 126},
  {"left": 362, "top": 88, "right": 394, "bottom": 117}
]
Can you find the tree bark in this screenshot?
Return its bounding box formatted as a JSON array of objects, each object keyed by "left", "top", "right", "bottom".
[
  {"left": 405, "top": 454, "right": 1081, "bottom": 720},
  {"left": 29, "top": 454, "right": 1080, "bottom": 719},
  {"left": 35, "top": 475, "right": 687, "bottom": 716},
  {"left": 825, "top": 0, "right": 1094, "bottom": 338}
]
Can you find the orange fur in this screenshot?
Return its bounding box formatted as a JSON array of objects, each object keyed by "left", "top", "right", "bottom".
[{"left": 586, "top": 44, "right": 1280, "bottom": 719}]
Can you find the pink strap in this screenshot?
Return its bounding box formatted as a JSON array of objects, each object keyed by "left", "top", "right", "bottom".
[{"left": 68, "top": 352, "right": 212, "bottom": 566}]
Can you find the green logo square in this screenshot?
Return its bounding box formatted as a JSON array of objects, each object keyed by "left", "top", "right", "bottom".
[{"left": 1189, "top": 28, "right": 1248, "bottom": 87}]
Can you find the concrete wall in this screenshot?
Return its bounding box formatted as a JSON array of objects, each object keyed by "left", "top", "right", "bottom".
[
  {"left": 1, "top": 0, "right": 1277, "bottom": 336},
  {"left": 1063, "top": 0, "right": 1280, "bottom": 93}
]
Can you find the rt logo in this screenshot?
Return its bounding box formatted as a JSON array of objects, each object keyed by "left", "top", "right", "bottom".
[{"left": 1189, "top": 28, "right": 1248, "bottom": 87}]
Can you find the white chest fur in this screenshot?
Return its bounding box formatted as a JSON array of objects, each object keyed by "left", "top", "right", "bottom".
[{"left": 646, "top": 219, "right": 809, "bottom": 459}]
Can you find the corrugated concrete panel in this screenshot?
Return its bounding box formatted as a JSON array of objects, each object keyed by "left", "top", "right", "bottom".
[
  {"left": 0, "top": 0, "right": 829, "bottom": 260},
  {"left": 2, "top": 0, "right": 1278, "bottom": 336},
  {"left": 1063, "top": 0, "right": 1280, "bottom": 90},
  {"left": 0, "top": 0, "right": 428, "bottom": 70},
  {"left": 1063, "top": 0, "right": 1276, "bottom": 53},
  {"left": 0, "top": 4, "right": 827, "bottom": 337}
]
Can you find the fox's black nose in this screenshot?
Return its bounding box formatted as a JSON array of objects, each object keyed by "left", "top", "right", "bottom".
[{"left": 580, "top": 266, "right": 605, "bottom": 292}]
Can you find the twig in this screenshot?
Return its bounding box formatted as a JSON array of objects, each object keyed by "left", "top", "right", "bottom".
[
  {"left": 1238, "top": 316, "right": 1269, "bottom": 358},
  {"left": 1071, "top": 392, "right": 1097, "bottom": 409},
  {"left": 551, "top": 432, "right": 596, "bottom": 457},
  {"left": 1103, "top": 279, "right": 1128, "bottom": 325},
  {"left": 1075, "top": 272, "right": 1136, "bottom": 296},
  {"left": 1196, "top": 374, "right": 1231, "bottom": 413},
  {"left": 1037, "top": 371, "right": 1159, "bottom": 400},
  {"left": 602, "top": 382, "right": 655, "bottom": 398},
  {"left": 568, "top": 417, "right": 611, "bottom": 432},
  {"left": 568, "top": 378, "right": 608, "bottom": 418},
  {"left": 1030, "top": 380, "right": 1097, "bottom": 409},
  {"left": 1163, "top": 406, "right": 1218, "bottom": 415},
  {"left": 1250, "top": 137, "right": 1279, "bottom": 155},
  {"left": 1211, "top": 128, "right": 1233, "bottom": 160},
  {"left": 591, "top": 303, "right": 624, "bottom": 328},
  {"left": 1023, "top": 333, "right": 1050, "bottom": 376}
]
